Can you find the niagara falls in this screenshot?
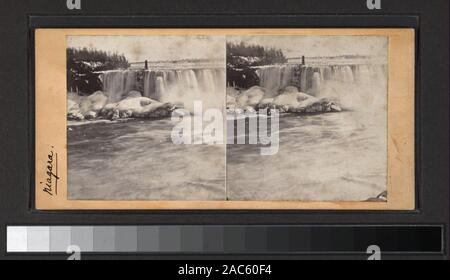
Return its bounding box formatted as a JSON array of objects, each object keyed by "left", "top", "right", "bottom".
[{"left": 66, "top": 34, "right": 388, "bottom": 202}]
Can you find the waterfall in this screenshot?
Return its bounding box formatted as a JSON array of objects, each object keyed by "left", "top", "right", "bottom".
[
  {"left": 143, "top": 68, "right": 225, "bottom": 111},
  {"left": 99, "top": 63, "right": 386, "bottom": 113},
  {"left": 99, "top": 68, "right": 225, "bottom": 112},
  {"left": 256, "top": 64, "right": 387, "bottom": 96},
  {"left": 352, "top": 65, "right": 371, "bottom": 84},
  {"left": 100, "top": 70, "right": 138, "bottom": 102},
  {"left": 257, "top": 65, "right": 296, "bottom": 96}
]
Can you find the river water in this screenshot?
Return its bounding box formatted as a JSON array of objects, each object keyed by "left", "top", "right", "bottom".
[
  {"left": 68, "top": 62, "right": 387, "bottom": 201},
  {"left": 68, "top": 118, "right": 226, "bottom": 200},
  {"left": 227, "top": 110, "right": 387, "bottom": 201},
  {"left": 68, "top": 109, "right": 386, "bottom": 201}
]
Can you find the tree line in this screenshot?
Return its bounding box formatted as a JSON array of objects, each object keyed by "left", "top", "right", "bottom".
[
  {"left": 67, "top": 47, "right": 130, "bottom": 70},
  {"left": 226, "top": 42, "right": 288, "bottom": 89},
  {"left": 67, "top": 47, "right": 130, "bottom": 94},
  {"left": 226, "top": 42, "right": 288, "bottom": 66}
]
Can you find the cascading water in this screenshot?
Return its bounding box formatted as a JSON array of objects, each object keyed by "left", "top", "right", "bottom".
[
  {"left": 256, "top": 63, "right": 388, "bottom": 110},
  {"left": 100, "top": 63, "right": 386, "bottom": 113},
  {"left": 100, "top": 68, "right": 226, "bottom": 112},
  {"left": 257, "top": 64, "right": 387, "bottom": 94},
  {"left": 144, "top": 68, "right": 225, "bottom": 112},
  {"left": 256, "top": 65, "right": 296, "bottom": 97},
  {"left": 100, "top": 70, "right": 138, "bottom": 102}
]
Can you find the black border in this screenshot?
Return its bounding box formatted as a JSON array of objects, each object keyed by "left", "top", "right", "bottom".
[
  {"left": 0, "top": 0, "right": 448, "bottom": 260},
  {"left": 28, "top": 14, "right": 421, "bottom": 214}
]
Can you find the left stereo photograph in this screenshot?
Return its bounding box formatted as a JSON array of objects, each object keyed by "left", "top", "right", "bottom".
[{"left": 34, "top": 28, "right": 415, "bottom": 210}]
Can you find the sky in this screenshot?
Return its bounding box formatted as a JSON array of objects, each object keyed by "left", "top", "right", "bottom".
[
  {"left": 67, "top": 35, "right": 226, "bottom": 62},
  {"left": 227, "top": 35, "right": 388, "bottom": 58},
  {"left": 67, "top": 35, "right": 387, "bottom": 62}
]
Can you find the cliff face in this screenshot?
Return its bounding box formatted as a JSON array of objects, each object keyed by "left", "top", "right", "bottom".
[
  {"left": 67, "top": 47, "right": 130, "bottom": 95},
  {"left": 226, "top": 42, "right": 288, "bottom": 89}
]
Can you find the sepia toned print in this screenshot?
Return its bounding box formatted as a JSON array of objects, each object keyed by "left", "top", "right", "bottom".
[
  {"left": 66, "top": 35, "right": 227, "bottom": 201},
  {"left": 226, "top": 35, "right": 388, "bottom": 201}
]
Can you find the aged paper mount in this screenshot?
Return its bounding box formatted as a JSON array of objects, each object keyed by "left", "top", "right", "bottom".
[{"left": 35, "top": 28, "right": 415, "bottom": 210}]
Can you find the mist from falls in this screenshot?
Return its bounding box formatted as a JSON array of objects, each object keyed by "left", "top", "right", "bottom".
[
  {"left": 99, "top": 63, "right": 387, "bottom": 116},
  {"left": 100, "top": 68, "right": 226, "bottom": 113},
  {"left": 143, "top": 68, "right": 225, "bottom": 112},
  {"left": 256, "top": 64, "right": 388, "bottom": 112}
]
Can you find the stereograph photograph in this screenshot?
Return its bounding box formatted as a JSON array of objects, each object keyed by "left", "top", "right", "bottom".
[
  {"left": 66, "top": 35, "right": 227, "bottom": 201},
  {"left": 226, "top": 35, "right": 388, "bottom": 201},
  {"left": 35, "top": 29, "right": 415, "bottom": 210}
]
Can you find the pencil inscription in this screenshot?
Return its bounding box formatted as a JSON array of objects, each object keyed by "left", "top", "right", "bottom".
[{"left": 41, "top": 146, "right": 59, "bottom": 196}]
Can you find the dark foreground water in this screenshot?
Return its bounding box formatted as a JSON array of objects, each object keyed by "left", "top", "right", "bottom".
[
  {"left": 68, "top": 118, "right": 226, "bottom": 200},
  {"left": 227, "top": 111, "right": 387, "bottom": 201},
  {"left": 68, "top": 110, "right": 386, "bottom": 201}
]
